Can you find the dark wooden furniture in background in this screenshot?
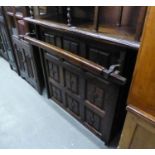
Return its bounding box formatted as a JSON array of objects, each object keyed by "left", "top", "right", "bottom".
[
  {"left": 0, "top": 7, "right": 19, "bottom": 74},
  {"left": 118, "top": 7, "right": 155, "bottom": 149},
  {"left": 3, "top": 6, "right": 44, "bottom": 93},
  {"left": 1, "top": 6, "right": 148, "bottom": 146}
]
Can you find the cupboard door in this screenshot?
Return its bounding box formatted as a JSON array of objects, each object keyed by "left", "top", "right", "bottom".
[
  {"left": 88, "top": 48, "right": 110, "bottom": 68},
  {"left": 87, "top": 46, "right": 126, "bottom": 73},
  {"left": 44, "top": 53, "right": 64, "bottom": 105},
  {"left": 45, "top": 54, "right": 61, "bottom": 83},
  {"left": 62, "top": 62, "right": 84, "bottom": 119},
  {"left": 22, "top": 41, "right": 37, "bottom": 88},
  {"left": 84, "top": 73, "right": 120, "bottom": 142},
  {"left": 12, "top": 36, "right": 39, "bottom": 90},
  {"left": 12, "top": 36, "right": 27, "bottom": 78},
  {"left": 42, "top": 46, "right": 125, "bottom": 144},
  {"left": 0, "top": 26, "right": 8, "bottom": 60}
]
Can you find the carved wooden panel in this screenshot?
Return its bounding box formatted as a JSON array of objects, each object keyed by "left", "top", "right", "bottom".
[
  {"left": 0, "top": 26, "right": 9, "bottom": 60},
  {"left": 13, "top": 37, "right": 27, "bottom": 78},
  {"left": 49, "top": 83, "right": 63, "bottom": 103},
  {"left": 87, "top": 46, "right": 126, "bottom": 73},
  {"left": 44, "top": 33, "right": 55, "bottom": 45},
  {"left": 63, "top": 39, "right": 79, "bottom": 54},
  {"left": 22, "top": 41, "right": 37, "bottom": 87},
  {"left": 88, "top": 48, "right": 110, "bottom": 67},
  {"left": 12, "top": 36, "right": 41, "bottom": 91},
  {"left": 45, "top": 53, "right": 61, "bottom": 83},
  {"left": 64, "top": 69, "right": 79, "bottom": 94},
  {"left": 0, "top": 32, "right": 6, "bottom": 58},
  {"left": 44, "top": 50, "right": 125, "bottom": 144},
  {"left": 55, "top": 36, "right": 62, "bottom": 48},
  {"left": 85, "top": 107, "right": 102, "bottom": 134},
  {"left": 86, "top": 82, "right": 105, "bottom": 109},
  {"left": 66, "top": 94, "right": 80, "bottom": 117},
  {"left": 48, "top": 61, "right": 60, "bottom": 82}
]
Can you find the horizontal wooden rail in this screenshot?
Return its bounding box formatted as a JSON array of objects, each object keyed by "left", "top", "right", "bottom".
[
  {"left": 23, "top": 35, "right": 126, "bottom": 85},
  {"left": 24, "top": 17, "right": 140, "bottom": 50}
]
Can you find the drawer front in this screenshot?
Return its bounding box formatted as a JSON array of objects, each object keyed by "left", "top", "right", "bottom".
[
  {"left": 63, "top": 39, "right": 79, "bottom": 54},
  {"left": 44, "top": 32, "right": 62, "bottom": 48},
  {"left": 87, "top": 46, "right": 126, "bottom": 73},
  {"left": 88, "top": 48, "right": 110, "bottom": 68},
  {"left": 44, "top": 33, "right": 55, "bottom": 45}
]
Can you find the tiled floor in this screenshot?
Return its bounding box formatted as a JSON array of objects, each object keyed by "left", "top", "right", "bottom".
[{"left": 0, "top": 57, "right": 107, "bottom": 149}]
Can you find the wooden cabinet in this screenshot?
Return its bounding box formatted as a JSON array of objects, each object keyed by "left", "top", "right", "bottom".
[
  {"left": 2, "top": 6, "right": 149, "bottom": 146},
  {"left": 12, "top": 36, "right": 43, "bottom": 93},
  {"left": 0, "top": 28, "right": 9, "bottom": 60},
  {"left": 118, "top": 7, "right": 155, "bottom": 148},
  {"left": 21, "top": 6, "right": 147, "bottom": 146},
  {"left": 43, "top": 51, "right": 124, "bottom": 143},
  {"left": 3, "top": 6, "right": 44, "bottom": 93},
  {"left": 0, "top": 7, "right": 18, "bottom": 72}
]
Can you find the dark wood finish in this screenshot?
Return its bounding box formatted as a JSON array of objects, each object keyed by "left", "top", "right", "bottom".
[
  {"left": 116, "top": 7, "right": 123, "bottom": 27},
  {"left": 0, "top": 7, "right": 19, "bottom": 73},
  {"left": 24, "top": 35, "right": 126, "bottom": 85},
  {"left": 93, "top": 6, "right": 99, "bottom": 31},
  {"left": 0, "top": 27, "right": 9, "bottom": 60},
  {"left": 98, "top": 7, "right": 147, "bottom": 41},
  {"left": 23, "top": 9, "right": 140, "bottom": 143},
  {"left": 24, "top": 17, "right": 140, "bottom": 49},
  {"left": 67, "top": 7, "right": 71, "bottom": 27},
  {"left": 2, "top": 6, "right": 147, "bottom": 146},
  {"left": 3, "top": 6, "right": 44, "bottom": 94},
  {"left": 43, "top": 51, "right": 124, "bottom": 144},
  {"left": 12, "top": 35, "right": 43, "bottom": 93},
  {"left": 24, "top": 31, "right": 138, "bottom": 145}
]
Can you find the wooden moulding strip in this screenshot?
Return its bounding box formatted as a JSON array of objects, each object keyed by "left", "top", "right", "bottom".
[{"left": 127, "top": 105, "right": 155, "bottom": 126}]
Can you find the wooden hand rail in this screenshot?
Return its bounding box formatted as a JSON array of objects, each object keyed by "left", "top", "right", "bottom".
[{"left": 23, "top": 35, "right": 126, "bottom": 85}]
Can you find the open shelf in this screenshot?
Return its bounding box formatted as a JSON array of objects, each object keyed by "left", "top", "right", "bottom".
[
  {"left": 31, "top": 6, "right": 147, "bottom": 42},
  {"left": 24, "top": 17, "right": 140, "bottom": 49},
  {"left": 98, "top": 25, "right": 136, "bottom": 41}
]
